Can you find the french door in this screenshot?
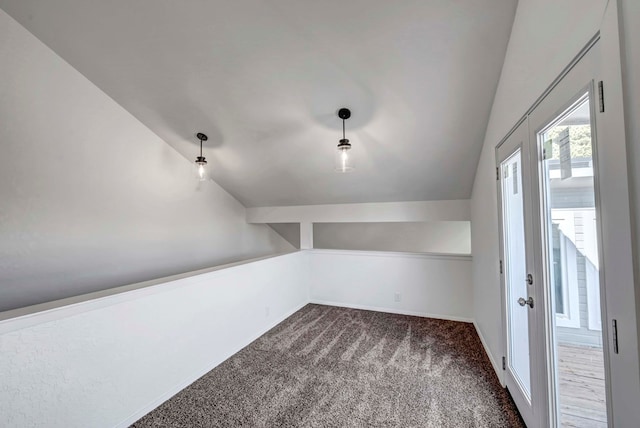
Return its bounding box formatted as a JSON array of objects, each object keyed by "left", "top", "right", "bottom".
[
  {"left": 497, "top": 120, "right": 543, "bottom": 428},
  {"left": 497, "top": 40, "right": 613, "bottom": 427}
]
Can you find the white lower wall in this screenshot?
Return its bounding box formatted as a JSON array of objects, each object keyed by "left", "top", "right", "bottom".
[
  {"left": 309, "top": 250, "right": 473, "bottom": 322},
  {"left": 0, "top": 252, "right": 309, "bottom": 428},
  {"left": 0, "top": 249, "right": 475, "bottom": 428}
]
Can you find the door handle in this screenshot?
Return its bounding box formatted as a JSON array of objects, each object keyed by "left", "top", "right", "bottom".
[{"left": 518, "top": 297, "right": 534, "bottom": 308}]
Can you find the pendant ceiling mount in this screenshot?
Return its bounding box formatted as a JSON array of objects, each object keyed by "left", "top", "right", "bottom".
[{"left": 337, "top": 108, "right": 351, "bottom": 120}]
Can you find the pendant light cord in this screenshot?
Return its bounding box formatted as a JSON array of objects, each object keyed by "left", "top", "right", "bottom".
[{"left": 342, "top": 118, "right": 346, "bottom": 140}]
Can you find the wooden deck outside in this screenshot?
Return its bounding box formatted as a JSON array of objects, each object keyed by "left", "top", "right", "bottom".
[{"left": 557, "top": 343, "right": 607, "bottom": 427}]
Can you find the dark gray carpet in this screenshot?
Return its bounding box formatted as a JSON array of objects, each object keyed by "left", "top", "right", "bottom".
[{"left": 132, "top": 304, "right": 524, "bottom": 427}]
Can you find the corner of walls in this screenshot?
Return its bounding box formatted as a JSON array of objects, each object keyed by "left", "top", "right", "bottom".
[
  {"left": 474, "top": 321, "right": 504, "bottom": 386},
  {"left": 470, "top": 140, "right": 504, "bottom": 383}
]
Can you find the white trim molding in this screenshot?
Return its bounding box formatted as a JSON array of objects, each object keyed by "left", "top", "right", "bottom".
[
  {"left": 311, "top": 300, "right": 473, "bottom": 323},
  {"left": 0, "top": 251, "right": 300, "bottom": 331},
  {"left": 306, "top": 248, "right": 472, "bottom": 261},
  {"left": 474, "top": 321, "right": 505, "bottom": 386},
  {"left": 247, "top": 200, "right": 471, "bottom": 223}
]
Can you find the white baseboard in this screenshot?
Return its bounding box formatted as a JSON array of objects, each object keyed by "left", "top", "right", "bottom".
[
  {"left": 307, "top": 248, "right": 472, "bottom": 262},
  {"left": 310, "top": 299, "right": 473, "bottom": 323},
  {"left": 114, "top": 301, "right": 309, "bottom": 428},
  {"left": 473, "top": 321, "right": 504, "bottom": 386}
]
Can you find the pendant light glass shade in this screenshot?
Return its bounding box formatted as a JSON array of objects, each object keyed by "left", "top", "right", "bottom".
[
  {"left": 335, "top": 140, "right": 354, "bottom": 173},
  {"left": 195, "top": 158, "right": 207, "bottom": 181}
]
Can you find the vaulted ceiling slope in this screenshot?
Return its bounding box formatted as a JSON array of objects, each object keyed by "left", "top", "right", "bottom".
[{"left": 0, "top": 0, "right": 517, "bottom": 207}]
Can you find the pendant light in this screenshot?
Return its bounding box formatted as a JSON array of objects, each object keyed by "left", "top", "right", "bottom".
[
  {"left": 194, "top": 132, "right": 208, "bottom": 181},
  {"left": 335, "top": 108, "right": 354, "bottom": 173}
]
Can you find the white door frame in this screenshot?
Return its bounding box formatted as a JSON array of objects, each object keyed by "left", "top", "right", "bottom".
[
  {"left": 596, "top": 1, "right": 640, "bottom": 423},
  {"left": 528, "top": 79, "right": 612, "bottom": 427}
]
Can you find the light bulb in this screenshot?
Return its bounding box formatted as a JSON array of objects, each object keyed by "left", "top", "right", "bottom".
[{"left": 197, "top": 163, "right": 206, "bottom": 181}]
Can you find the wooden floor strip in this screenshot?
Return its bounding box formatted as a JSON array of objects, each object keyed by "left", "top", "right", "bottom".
[{"left": 558, "top": 343, "right": 607, "bottom": 427}]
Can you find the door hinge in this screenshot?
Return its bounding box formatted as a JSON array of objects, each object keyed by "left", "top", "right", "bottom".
[
  {"left": 612, "top": 319, "right": 619, "bottom": 354},
  {"left": 496, "top": 167, "right": 500, "bottom": 181},
  {"left": 502, "top": 356, "right": 506, "bottom": 370},
  {"left": 598, "top": 80, "right": 605, "bottom": 113},
  {"left": 499, "top": 260, "right": 503, "bottom": 274}
]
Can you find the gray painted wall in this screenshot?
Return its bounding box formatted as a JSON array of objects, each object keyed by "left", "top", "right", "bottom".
[
  {"left": 313, "top": 222, "right": 471, "bottom": 254},
  {"left": 268, "top": 224, "right": 300, "bottom": 249},
  {"left": 555, "top": 218, "right": 603, "bottom": 347},
  {"left": 551, "top": 175, "right": 602, "bottom": 346},
  {"left": 0, "top": 10, "right": 293, "bottom": 312}
]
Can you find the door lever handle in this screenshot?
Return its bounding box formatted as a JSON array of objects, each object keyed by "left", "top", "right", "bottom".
[{"left": 518, "top": 297, "right": 534, "bottom": 309}]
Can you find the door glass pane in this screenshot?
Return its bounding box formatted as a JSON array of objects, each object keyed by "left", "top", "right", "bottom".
[
  {"left": 501, "top": 149, "right": 531, "bottom": 400},
  {"left": 539, "top": 94, "right": 608, "bottom": 427}
]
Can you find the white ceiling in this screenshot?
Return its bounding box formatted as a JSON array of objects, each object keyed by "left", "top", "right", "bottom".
[{"left": 0, "top": 0, "right": 517, "bottom": 207}]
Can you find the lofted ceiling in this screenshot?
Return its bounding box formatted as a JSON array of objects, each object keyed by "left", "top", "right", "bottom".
[{"left": 0, "top": 0, "right": 517, "bottom": 207}]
